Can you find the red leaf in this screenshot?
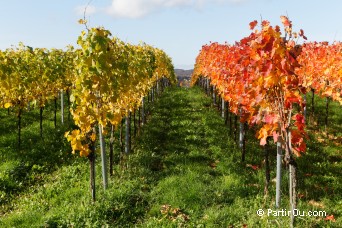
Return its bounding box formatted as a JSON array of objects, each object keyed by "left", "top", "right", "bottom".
[
  {"left": 249, "top": 20, "right": 258, "bottom": 30},
  {"left": 251, "top": 165, "right": 259, "bottom": 170},
  {"left": 292, "top": 113, "right": 305, "bottom": 131},
  {"left": 291, "top": 128, "right": 307, "bottom": 156},
  {"left": 298, "top": 193, "right": 305, "bottom": 199},
  {"left": 299, "top": 29, "right": 308, "bottom": 40},
  {"left": 247, "top": 164, "right": 259, "bottom": 170},
  {"left": 261, "top": 20, "right": 270, "bottom": 28}
]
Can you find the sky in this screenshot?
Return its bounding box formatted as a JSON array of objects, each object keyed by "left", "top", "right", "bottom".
[{"left": 0, "top": 0, "right": 342, "bottom": 69}]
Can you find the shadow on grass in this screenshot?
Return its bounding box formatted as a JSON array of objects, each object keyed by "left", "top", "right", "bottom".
[
  {"left": 128, "top": 86, "right": 341, "bottom": 227},
  {"left": 124, "top": 87, "right": 268, "bottom": 225},
  {"left": 0, "top": 103, "right": 75, "bottom": 207}
]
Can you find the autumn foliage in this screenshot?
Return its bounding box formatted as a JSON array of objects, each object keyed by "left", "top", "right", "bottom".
[
  {"left": 296, "top": 41, "right": 342, "bottom": 104},
  {"left": 64, "top": 27, "right": 176, "bottom": 157},
  {"left": 192, "top": 16, "right": 340, "bottom": 156}
]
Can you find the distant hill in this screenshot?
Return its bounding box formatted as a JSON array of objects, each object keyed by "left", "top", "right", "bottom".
[
  {"left": 174, "top": 69, "right": 193, "bottom": 79},
  {"left": 174, "top": 69, "right": 193, "bottom": 87}
]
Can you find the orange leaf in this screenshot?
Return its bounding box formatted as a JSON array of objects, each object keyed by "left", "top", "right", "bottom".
[
  {"left": 324, "top": 214, "right": 336, "bottom": 222},
  {"left": 90, "top": 133, "right": 96, "bottom": 142},
  {"left": 257, "top": 127, "right": 268, "bottom": 145},
  {"left": 280, "top": 15, "right": 291, "bottom": 27}
]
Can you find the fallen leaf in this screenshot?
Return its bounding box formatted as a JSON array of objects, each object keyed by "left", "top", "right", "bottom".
[
  {"left": 325, "top": 214, "right": 336, "bottom": 222},
  {"left": 309, "top": 200, "right": 325, "bottom": 208},
  {"left": 246, "top": 164, "right": 259, "bottom": 170},
  {"left": 298, "top": 193, "right": 305, "bottom": 199},
  {"left": 209, "top": 160, "right": 219, "bottom": 169}
]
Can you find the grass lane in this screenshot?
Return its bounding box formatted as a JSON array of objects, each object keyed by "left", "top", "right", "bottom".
[{"left": 0, "top": 86, "right": 340, "bottom": 227}]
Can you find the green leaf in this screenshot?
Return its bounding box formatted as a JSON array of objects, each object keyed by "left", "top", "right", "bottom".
[{"left": 70, "top": 94, "right": 75, "bottom": 103}]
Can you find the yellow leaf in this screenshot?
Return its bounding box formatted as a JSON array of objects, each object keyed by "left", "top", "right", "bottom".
[
  {"left": 4, "top": 103, "right": 12, "bottom": 108},
  {"left": 90, "top": 133, "right": 96, "bottom": 141},
  {"left": 64, "top": 131, "right": 70, "bottom": 138},
  {"left": 78, "top": 19, "right": 87, "bottom": 25}
]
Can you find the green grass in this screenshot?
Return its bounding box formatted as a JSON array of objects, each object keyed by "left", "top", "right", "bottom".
[
  {"left": 0, "top": 97, "right": 75, "bottom": 209},
  {"left": 0, "top": 87, "right": 340, "bottom": 227}
]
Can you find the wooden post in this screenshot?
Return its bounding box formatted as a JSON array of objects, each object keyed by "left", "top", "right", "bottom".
[
  {"left": 99, "top": 124, "right": 108, "bottom": 189},
  {"left": 303, "top": 94, "right": 307, "bottom": 123},
  {"left": 61, "top": 89, "right": 64, "bottom": 124},
  {"left": 288, "top": 131, "right": 297, "bottom": 228},
  {"left": 325, "top": 97, "right": 330, "bottom": 129},
  {"left": 54, "top": 97, "right": 57, "bottom": 128},
  {"left": 109, "top": 124, "right": 114, "bottom": 176},
  {"left": 133, "top": 110, "right": 137, "bottom": 137},
  {"left": 18, "top": 107, "right": 22, "bottom": 151},
  {"left": 221, "top": 98, "right": 225, "bottom": 118},
  {"left": 142, "top": 97, "right": 146, "bottom": 125},
  {"left": 40, "top": 106, "right": 43, "bottom": 138},
  {"left": 66, "top": 89, "right": 71, "bottom": 121},
  {"left": 311, "top": 89, "right": 315, "bottom": 117},
  {"left": 120, "top": 119, "right": 124, "bottom": 153},
  {"left": 275, "top": 139, "right": 283, "bottom": 208},
  {"left": 125, "top": 111, "right": 131, "bottom": 154},
  {"left": 264, "top": 138, "right": 271, "bottom": 195},
  {"left": 225, "top": 102, "right": 229, "bottom": 125},
  {"left": 88, "top": 139, "right": 96, "bottom": 202}
]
